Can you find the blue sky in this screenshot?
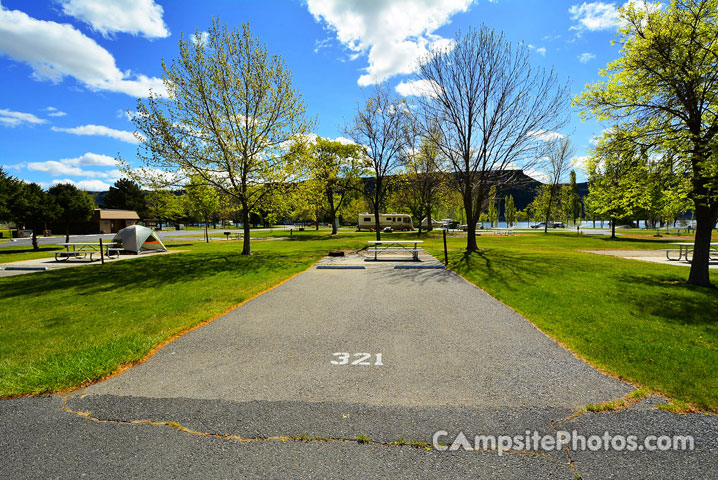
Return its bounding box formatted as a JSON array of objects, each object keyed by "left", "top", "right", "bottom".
[{"left": 0, "top": 0, "right": 628, "bottom": 190}]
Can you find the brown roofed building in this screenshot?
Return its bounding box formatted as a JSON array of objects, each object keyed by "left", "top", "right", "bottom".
[{"left": 94, "top": 209, "right": 140, "bottom": 234}]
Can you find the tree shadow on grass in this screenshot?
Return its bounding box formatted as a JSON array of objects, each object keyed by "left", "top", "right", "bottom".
[
  {"left": 0, "top": 250, "right": 311, "bottom": 301},
  {"left": 611, "top": 273, "right": 718, "bottom": 327},
  {"left": 449, "top": 249, "right": 557, "bottom": 291},
  {"left": 0, "top": 246, "right": 61, "bottom": 256}
]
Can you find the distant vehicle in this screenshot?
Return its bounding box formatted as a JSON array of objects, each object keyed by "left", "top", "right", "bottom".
[
  {"left": 357, "top": 213, "right": 414, "bottom": 231},
  {"left": 382, "top": 226, "right": 393, "bottom": 233},
  {"left": 531, "top": 222, "right": 566, "bottom": 229}
]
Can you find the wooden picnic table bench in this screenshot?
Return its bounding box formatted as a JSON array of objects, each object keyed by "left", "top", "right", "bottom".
[
  {"left": 367, "top": 240, "right": 424, "bottom": 261},
  {"left": 664, "top": 242, "right": 718, "bottom": 262},
  {"left": 56, "top": 242, "right": 117, "bottom": 262}
]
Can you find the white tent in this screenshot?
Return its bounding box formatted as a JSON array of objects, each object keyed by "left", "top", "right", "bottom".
[{"left": 112, "top": 225, "right": 167, "bottom": 254}]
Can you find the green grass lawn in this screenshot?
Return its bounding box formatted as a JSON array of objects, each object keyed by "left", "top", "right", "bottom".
[
  {"left": 0, "top": 244, "right": 65, "bottom": 262},
  {"left": 422, "top": 232, "right": 718, "bottom": 411},
  {"left": 0, "top": 233, "right": 369, "bottom": 397}
]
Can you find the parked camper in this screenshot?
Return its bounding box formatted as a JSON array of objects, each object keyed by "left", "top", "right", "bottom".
[{"left": 357, "top": 213, "right": 414, "bottom": 231}]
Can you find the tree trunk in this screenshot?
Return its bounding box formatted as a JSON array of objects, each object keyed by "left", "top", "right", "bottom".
[
  {"left": 204, "top": 216, "right": 209, "bottom": 243},
  {"left": 241, "top": 207, "right": 251, "bottom": 255},
  {"left": 426, "top": 204, "right": 433, "bottom": 232},
  {"left": 544, "top": 187, "right": 554, "bottom": 234},
  {"left": 687, "top": 203, "right": 717, "bottom": 287},
  {"left": 371, "top": 199, "right": 381, "bottom": 241},
  {"left": 611, "top": 218, "right": 616, "bottom": 239},
  {"left": 65, "top": 221, "right": 70, "bottom": 244},
  {"left": 464, "top": 193, "right": 478, "bottom": 252},
  {"left": 328, "top": 191, "right": 338, "bottom": 235},
  {"left": 32, "top": 230, "right": 39, "bottom": 251}
]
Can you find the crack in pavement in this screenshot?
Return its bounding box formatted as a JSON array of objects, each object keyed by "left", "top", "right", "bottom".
[
  {"left": 551, "top": 418, "right": 583, "bottom": 479},
  {"left": 59, "top": 397, "right": 575, "bottom": 472}
]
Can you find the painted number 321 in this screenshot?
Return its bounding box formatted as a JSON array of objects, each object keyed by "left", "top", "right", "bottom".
[{"left": 331, "top": 353, "right": 383, "bottom": 366}]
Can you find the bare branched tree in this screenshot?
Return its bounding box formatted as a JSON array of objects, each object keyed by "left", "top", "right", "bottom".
[
  {"left": 345, "top": 84, "right": 410, "bottom": 240},
  {"left": 415, "top": 25, "right": 570, "bottom": 251},
  {"left": 542, "top": 137, "right": 574, "bottom": 233},
  {"left": 399, "top": 118, "right": 446, "bottom": 233}
]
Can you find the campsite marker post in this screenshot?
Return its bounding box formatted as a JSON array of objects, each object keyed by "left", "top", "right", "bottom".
[
  {"left": 99, "top": 238, "right": 104, "bottom": 265},
  {"left": 443, "top": 228, "right": 448, "bottom": 266}
]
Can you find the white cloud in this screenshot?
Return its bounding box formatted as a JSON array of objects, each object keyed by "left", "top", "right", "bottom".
[
  {"left": 395, "top": 79, "right": 441, "bottom": 97},
  {"left": 578, "top": 52, "right": 596, "bottom": 63},
  {"left": 60, "top": 152, "right": 118, "bottom": 167},
  {"left": 570, "top": 155, "right": 591, "bottom": 171},
  {"left": 51, "top": 124, "right": 140, "bottom": 144},
  {"left": 525, "top": 168, "right": 550, "bottom": 183},
  {"left": 59, "top": 0, "right": 169, "bottom": 39},
  {"left": 306, "top": 0, "right": 474, "bottom": 86},
  {"left": 333, "top": 136, "right": 356, "bottom": 145},
  {"left": 527, "top": 44, "right": 547, "bottom": 56},
  {"left": 569, "top": 2, "right": 621, "bottom": 31},
  {"left": 51, "top": 178, "right": 112, "bottom": 191},
  {"left": 1, "top": 162, "right": 27, "bottom": 170},
  {"left": 527, "top": 130, "right": 564, "bottom": 142},
  {"left": 45, "top": 106, "right": 67, "bottom": 117},
  {"left": 0, "top": 108, "right": 48, "bottom": 127},
  {"left": 27, "top": 156, "right": 121, "bottom": 180},
  {"left": 0, "top": 4, "right": 166, "bottom": 97},
  {"left": 190, "top": 31, "right": 208, "bottom": 45},
  {"left": 28, "top": 160, "right": 96, "bottom": 177}
]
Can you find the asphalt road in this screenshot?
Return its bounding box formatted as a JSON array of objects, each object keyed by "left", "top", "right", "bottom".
[{"left": 1, "top": 253, "right": 715, "bottom": 478}]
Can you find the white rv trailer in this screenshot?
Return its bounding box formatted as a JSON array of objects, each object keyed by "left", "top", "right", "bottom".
[{"left": 357, "top": 213, "right": 414, "bottom": 231}]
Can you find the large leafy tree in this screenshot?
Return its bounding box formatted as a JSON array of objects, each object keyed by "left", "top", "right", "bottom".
[
  {"left": 186, "top": 176, "right": 220, "bottom": 243},
  {"left": 47, "top": 183, "right": 96, "bottom": 243},
  {"left": 568, "top": 170, "right": 581, "bottom": 225},
  {"left": 147, "top": 190, "right": 184, "bottom": 230},
  {"left": 585, "top": 130, "right": 659, "bottom": 238},
  {"left": 131, "top": 19, "right": 313, "bottom": 255},
  {"left": 11, "top": 182, "right": 59, "bottom": 250},
  {"left": 415, "top": 25, "right": 570, "bottom": 251},
  {"left": 300, "top": 137, "right": 364, "bottom": 234},
  {"left": 0, "top": 167, "right": 17, "bottom": 223},
  {"left": 103, "top": 178, "right": 147, "bottom": 218},
  {"left": 576, "top": 0, "right": 718, "bottom": 286}
]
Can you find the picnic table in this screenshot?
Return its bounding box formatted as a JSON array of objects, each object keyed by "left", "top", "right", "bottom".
[
  {"left": 665, "top": 242, "right": 718, "bottom": 261},
  {"left": 490, "top": 228, "right": 514, "bottom": 236},
  {"left": 367, "top": 240, "right": 424, "bottom": 261},
  {"left": 55, "top": 242, "right": 117, "bottom": 262}
]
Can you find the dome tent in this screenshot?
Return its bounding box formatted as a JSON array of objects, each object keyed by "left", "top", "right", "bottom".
[{"left": 112, "top": 225, "right": 167, "bottom": 254}]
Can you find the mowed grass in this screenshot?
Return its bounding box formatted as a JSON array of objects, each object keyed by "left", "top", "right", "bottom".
[
  {"left": 0, "top": 233, "right": 369, "bottom": 397},
  {"left": 0, "top": 245, "right": 65, "bottom": 262},
  {"left": 422, "top": 232, "right": 718, "bottom": 411}
]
